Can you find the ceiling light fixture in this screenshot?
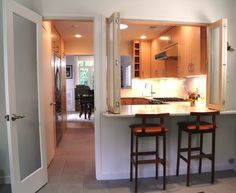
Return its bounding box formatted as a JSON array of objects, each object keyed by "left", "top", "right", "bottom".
[
  {"left": 159, "top": 36, "right": 170, "bottom": 41},
  {"left": 140, "top": 35, "right": 147, "bottom": 39},
  {"left": 120, "top": 24, "right": 128, "bottom": 30},
  {"left": 75, "top": 34, "right": 82, "bottom": 38}
]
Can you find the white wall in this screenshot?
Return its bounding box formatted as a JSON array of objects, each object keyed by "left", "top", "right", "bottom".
[
  {"left": 0, "top": 1, "right": 10, "bottom": 184},
  {"left": 66, "top": 56, "right": 76, "bottom": 111},
  {"left": 101, "top": 114, "right": 236, "bottom": 179}
]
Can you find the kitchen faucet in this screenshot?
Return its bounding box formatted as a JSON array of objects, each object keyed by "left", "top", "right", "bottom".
[{"left": 145, "top": 83, "right": 156, "bottom": 97}]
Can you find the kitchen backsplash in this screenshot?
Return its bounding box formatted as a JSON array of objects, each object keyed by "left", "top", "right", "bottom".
[{"left": 121, "top": 75, "right": 206, "bottom": 102}]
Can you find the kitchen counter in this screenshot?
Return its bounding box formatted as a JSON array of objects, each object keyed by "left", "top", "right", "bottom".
[{"left": 103, "top": 102, "right": 236, "bottom": 117}]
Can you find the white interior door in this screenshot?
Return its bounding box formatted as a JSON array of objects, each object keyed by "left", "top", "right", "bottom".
[
  {"left": 107, "top": 12, "right": 121, "bottom": 113},
  {"left": 3, "top": 0, "right": 48, "bottom": 193}
]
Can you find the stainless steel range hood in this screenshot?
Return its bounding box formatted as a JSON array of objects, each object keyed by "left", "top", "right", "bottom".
[{"left": 155, "top": 43, "right": 178, "bottom": 60}]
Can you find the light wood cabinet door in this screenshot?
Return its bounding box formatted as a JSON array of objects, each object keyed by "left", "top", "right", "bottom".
[
  {"left": 121, "top": 98, "right": 133, "bottom": 105},
  {"left": 140, "top": 41, "right": 151, "bottom": 78},
  {"left": 150, "top": 38, "right": 166, "bottom": 78},
  {"left": 132, "top": 98, "right": 149, "bottom": 104},
  {"left": 178, "top": 26, "right": 205, "bottom": 77},
  {"left": 189, "top": 27, "right": 201, "bottom": 75},
  {"left": 121, "top": 97, "right": 149, "bottom": 105},
  {"left": 166, "top": 60, "right": 177, "bottom": 77}
]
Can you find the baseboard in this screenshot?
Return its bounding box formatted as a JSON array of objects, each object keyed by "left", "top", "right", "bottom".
[
  {"left": 0, "top": 176, "right": 11, "bottom": 184},
  {"left": 99, "top": 164, "right": 234, "bottom": 180}
]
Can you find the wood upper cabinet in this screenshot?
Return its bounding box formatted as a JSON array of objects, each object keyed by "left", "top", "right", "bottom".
[
  {"left": 136, "top": 26, "right": 206, "bottom": 79},
  {"left": 178, "top": 26, "right": 206, "bottom": 77},
  {"left": 140, "top": 41, "right": 151, "bottom": 78},
  {"left": 133, "top": 40, "right": 151, "bottom": 78},
  {"left": 150, "top": 38, "right": 166, "bottom": 78}
]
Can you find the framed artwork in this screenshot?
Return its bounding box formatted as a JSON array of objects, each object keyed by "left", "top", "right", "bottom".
[{"left": 66, "top": 65, "right": 73, "bottom": 79}]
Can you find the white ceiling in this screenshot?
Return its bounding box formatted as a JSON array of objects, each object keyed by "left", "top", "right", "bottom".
[
  {"left": 52, "top": 20, "right": 94, "bottom": 42},
  {"left": 52, "top": 19, "right": 172, "bottom": 45},
  {"left": 120, "top": 20, "right": 172, "bottom": 43}
]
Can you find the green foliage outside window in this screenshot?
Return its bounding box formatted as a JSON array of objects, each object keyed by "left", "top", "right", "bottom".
[{"left": 78, "top": 60, "right": 94, "bottom": 89}]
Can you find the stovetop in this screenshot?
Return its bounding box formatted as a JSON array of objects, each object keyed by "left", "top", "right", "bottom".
[
  {"left": 153, "top": 97, "right": 185, "bottom": 102},
  {"left": 148, "top": 97, "right": 185, "bottom": 104}
]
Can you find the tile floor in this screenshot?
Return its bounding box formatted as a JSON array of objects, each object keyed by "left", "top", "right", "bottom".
[{"left": 38, "top": 115, "right": 236, "bottom": 193}]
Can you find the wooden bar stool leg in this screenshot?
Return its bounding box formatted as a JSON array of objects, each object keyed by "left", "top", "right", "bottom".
[
  {"left": 176, "top": 128, "right": 182, "bottom": 176},
  {"left": 187, "top": 133, "right": 192, "bottom": 186},
  {"left": 156, "top": 135, "right": 159, "bottom": 179},
  {"left": 130, "top": 131, "right": 133, "bottom": 182},
  {"left": 199, "top": 133, "right": 203, "bottom": 174},
  {"left": 211, "top": 130, "right": 216, "bottom": 184},
  {"left": 163, "top": 133, "right": 166, "bottom": 190},
  {"left": 135, "top": 135, "right": 139, "bottom": 193}
]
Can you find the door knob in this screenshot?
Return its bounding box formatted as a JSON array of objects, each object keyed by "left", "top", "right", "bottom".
[
  {"left": 50, "top": 102, "right": 56, "bottom": 106},
  {"left": 11, "top": 114, "right": 25, "bottom": 121}
]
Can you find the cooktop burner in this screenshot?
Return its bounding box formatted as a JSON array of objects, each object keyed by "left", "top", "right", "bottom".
[
  {"left": 153, "top": 97, "right": 185, "bottom": 102},
  {"left": 148, "top": 99, "right": 167, "bottom": 104}
]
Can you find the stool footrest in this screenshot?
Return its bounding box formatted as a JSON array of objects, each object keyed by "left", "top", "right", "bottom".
[
  {"left": 131, "top": 151, "right": 157, "bottom": 156},
  {"left": 191, "top": 153, "right": 213, "bottom": 160},
  {"left": 179, "top": 152, "right": 213, "bottom": 162},
  {"left": 132, "top": 158, "right": 164, "bottom": 165},
  {"left": 180, "top": 147, "right": 201, "bottom": 152}
]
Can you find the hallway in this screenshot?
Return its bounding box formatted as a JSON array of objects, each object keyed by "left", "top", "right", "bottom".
[
  {"left": 38, "top": 117, "right": 236, "bottom": 193},
  {"left": 38, "top": 118, "right": 98, "bottom": 193}
]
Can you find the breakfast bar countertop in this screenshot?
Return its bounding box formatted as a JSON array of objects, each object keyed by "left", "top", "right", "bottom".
[{"left": 103, "top": 102, "right": 236, "bottom": 117}]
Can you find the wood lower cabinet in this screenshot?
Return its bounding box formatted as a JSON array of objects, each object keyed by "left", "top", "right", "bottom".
[
  {"left": 121, "top": 97, "right": 149, "bottom": 105},
  {"left": 121, "top": 98, "right": 133, "bottom": 105}
]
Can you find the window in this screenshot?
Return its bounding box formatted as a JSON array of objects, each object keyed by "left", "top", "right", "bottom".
[{"left": 76, "top": 56, "right": 94, "bottom": 89}]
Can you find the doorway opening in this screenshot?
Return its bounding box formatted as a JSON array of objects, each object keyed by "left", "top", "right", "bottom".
[
  {"left": 42, "top": 18, "right": 96, "bottom": 181},
  {"left": 52, "top": 20, "right": 95, "bottom": 121}
]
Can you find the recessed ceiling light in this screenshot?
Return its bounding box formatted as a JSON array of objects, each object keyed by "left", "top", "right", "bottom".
[
  {"left": 75, "top": 34, "right": 82, "bottom": 38},
  {"left": 159, "top": 36, "right": 170, "bottom": 41},
  {"left": 120, "top": 24, "right": 128, "bottom": 30},
  {"left": 140, "top": 35, "right": 147, "bottom": 39}
]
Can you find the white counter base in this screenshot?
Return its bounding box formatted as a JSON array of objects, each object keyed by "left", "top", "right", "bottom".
[{"left": 99, "top": 107, "right": 236, "bottom": 180}]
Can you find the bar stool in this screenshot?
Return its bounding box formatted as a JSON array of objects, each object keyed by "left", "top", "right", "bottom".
[
  {"left": 176, "top": 111, "right": 220, "bottom": 186},
  {"left": 130, "top": 113, "right": 169, "bottom": 193}
]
